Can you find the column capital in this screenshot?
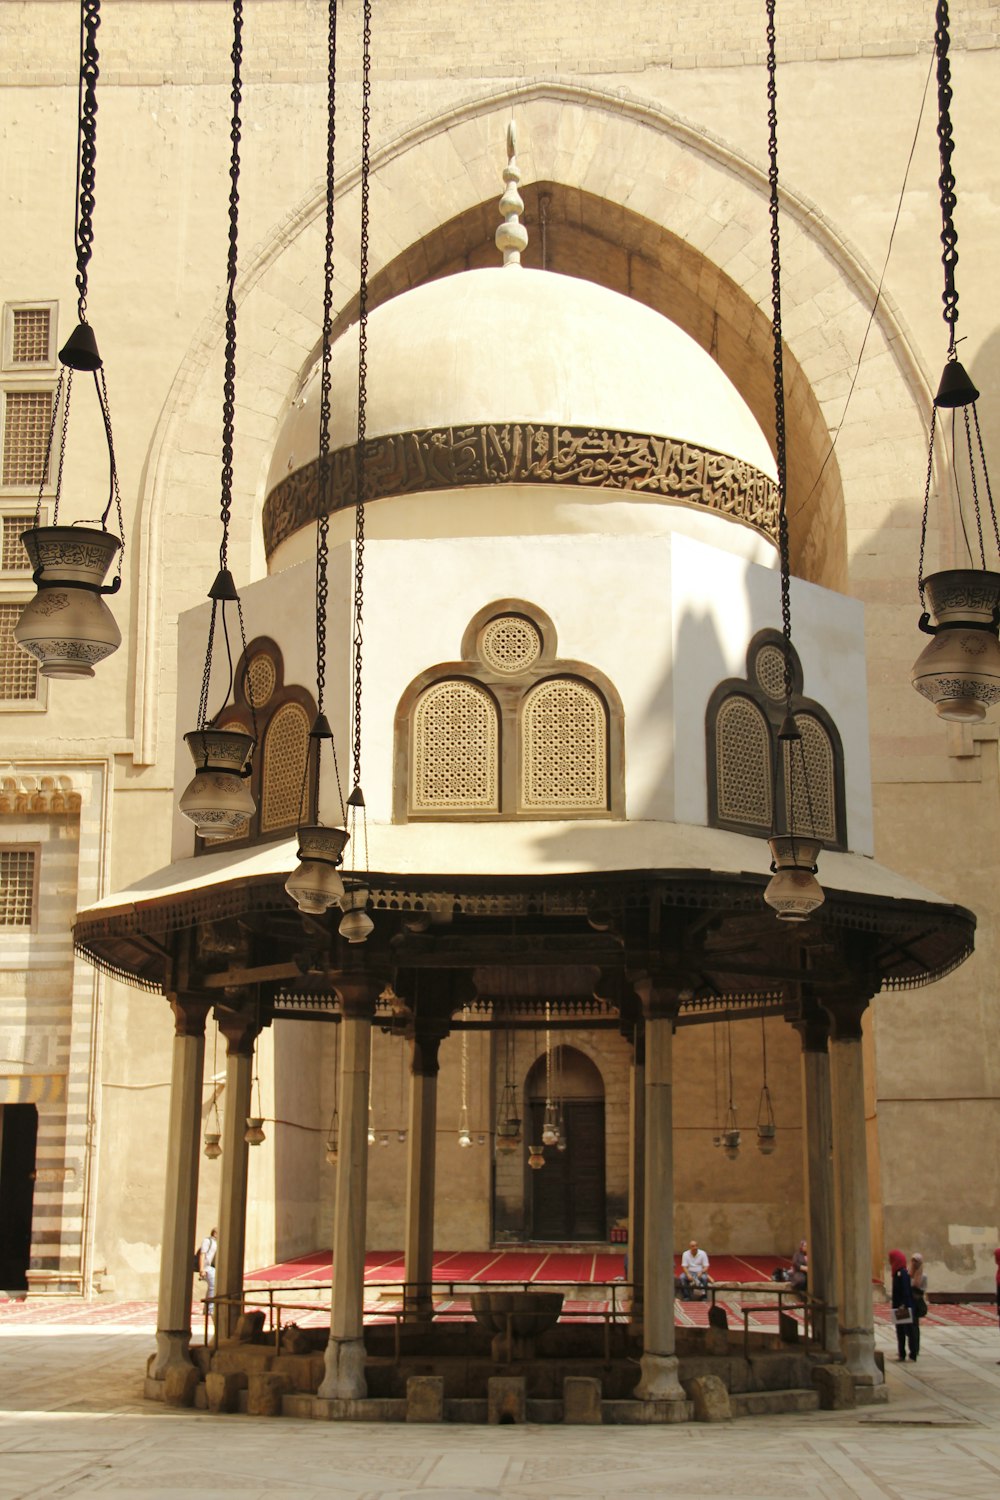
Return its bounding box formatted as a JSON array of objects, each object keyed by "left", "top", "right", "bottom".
[
  {"left": 215, "top": 1008, "right": 261, "bottom": 1057},
  {"left": 822, "top": 995, "right": 873, "bottom": 1043},
  {"left": 335, "top": 972, "right": 389, "bottom": 1019},
  {"left": 408, "top": 1022, "right": 450, "bottom": 1077},
  {"left": 793, "top": 1002, "right": 830, "bottom": 1054},
  {"left": 168, "top": 993, "right": 211, "bottom": 1038},
  {"left": 628, "top": 970, "right": 691, "bottom": 1023}
]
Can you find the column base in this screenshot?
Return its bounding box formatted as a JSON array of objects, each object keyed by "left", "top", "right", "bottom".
[
  {"left": 152, "top": 1329, "right": 193, "bottom": 1379},
  {"left": 318, "top": 1336, "right": 368, "bottom": 1400},
  {"left": 840, "top": 1327, "right": 883, "bottom": 1385},
  {"left": 819, "top": 1307, "right": 841, "bottom": 1356},
  {"left": 634, "top": 1351, "right": 686, "bottom": 1403}
]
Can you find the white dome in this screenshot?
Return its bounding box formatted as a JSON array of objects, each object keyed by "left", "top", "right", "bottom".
[{"left": 265, "top": 266, "right": 777, "bottom": 500}]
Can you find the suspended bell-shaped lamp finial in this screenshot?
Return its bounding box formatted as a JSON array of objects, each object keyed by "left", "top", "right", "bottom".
[{"left": 934, "top": 356, "right": 979, "bottom": 409}]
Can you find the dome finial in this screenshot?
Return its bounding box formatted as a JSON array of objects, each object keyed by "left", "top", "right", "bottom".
[{"left": 495, "top": 120, "right": 528, "bottom": 267}]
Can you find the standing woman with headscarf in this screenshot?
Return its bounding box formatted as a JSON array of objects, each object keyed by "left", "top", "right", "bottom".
[
  {"left": 889, "top": 1249, "right": 917, "bottom": 1361},
  {"left": 995, "top": 1247, "right": 1000, "bottom": 1353},
  {"left": 909, "top": 1253, "right": 928, "bottom": 1360}
]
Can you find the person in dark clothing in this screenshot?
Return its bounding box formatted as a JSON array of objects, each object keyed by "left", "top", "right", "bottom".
[{"left": 889, "top": 1248, "right": 917, "bottom": 1361}]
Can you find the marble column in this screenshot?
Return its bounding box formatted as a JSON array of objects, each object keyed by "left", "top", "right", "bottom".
[
  {"left": 631, "top": 976, "right": 685, "bottom": 1405},
  {"left": 214, "top": 1012, "right": 258, "bottom": 1340},
  {"left": 404, "top": 1026, "right": 443, "bottom": 1321},
  {"left": 797, "top": 1006, "right": 840, "bottom": 1354},
  {"left": 153, "top": 994, "right": 210, "bottom": 1378},
  {"left": 319, "top": 977, "right": 379, "bottom": 1401},
  {"left": 827, "top": 998, "right": 882, "bottom": 1387},
  {"left": 627, "top": 1028, "right": 645, "bottom": 1322}
]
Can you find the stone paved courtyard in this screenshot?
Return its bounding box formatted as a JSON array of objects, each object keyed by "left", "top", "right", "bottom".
[{"left": 1, "top": 1301, "right": 1000, "bottom": 1498}]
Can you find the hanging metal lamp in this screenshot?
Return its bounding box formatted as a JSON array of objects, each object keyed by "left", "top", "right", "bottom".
[
  {"left": 495, "top": 1025, "right": 522, "bottom": 1155},
  {"left": 759, "top": 3, "right": 824, "bottom": 923},
  {"left": 285, "top": 3, "right": 350, "bottom": 913},
  {"left": 179, "top": 0, "right": 258, "bottom": 839},
  {"left": 15, "top": 0, "right": 126, "bottom": 680},
  {"left": 337, "top": 0, "right": 375, "bottom": 946},
  {"left": 457, "top": 1019, "right": 473, "bottom": 1147},
  {"left": 911, "top": 3, "right": 1000, "bottom": 723},
  {"left": 755, "top": 1018, "right": 777, "bottom": 1154}
]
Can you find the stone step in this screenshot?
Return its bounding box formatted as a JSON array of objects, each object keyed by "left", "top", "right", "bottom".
[{"left": 730, "top": 1387, "right": 820, "bottom": 1418}]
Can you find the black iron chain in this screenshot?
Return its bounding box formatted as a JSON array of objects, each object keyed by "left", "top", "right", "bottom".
[
  {"left": 934, "top": 1, "right": 959, "bottom": 346},
  {"left": 36, "top": 371, "right": 66, "bottom": 528},
  {"left": 972, "top": 404, "right": 1000, "bottom": 557},
  {"left": 315, "top": 0, "right": 338, "bottom": 720},
  {"left": 73, "top": 0, "right": 101, "bottom": 322},
  {"left": 218, "top": 0, "right": 244, "bottom": 574},
  {"left": 197, "top": 0, "right": 246, "bottom": 733},
  {"left": 917, "top": 404, "right": 937, "bottom": 605},
  {"left": 351, "top": 0, "right": 372, "bottom": 796},
  {"left": 94, "top": 369, "right": 125, "bottom": 580},
  {"left": 765, "top": 0, "right": 793, "bottom": 709}
]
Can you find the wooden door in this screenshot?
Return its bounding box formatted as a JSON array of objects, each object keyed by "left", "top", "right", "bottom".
[{"left": 529, "top": 1100, "right": 606, "bottom": 1241}]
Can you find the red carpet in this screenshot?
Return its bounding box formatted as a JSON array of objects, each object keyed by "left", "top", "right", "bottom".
[{"left": 244, "top": 1248, "right": 790, "bottom": 1286}]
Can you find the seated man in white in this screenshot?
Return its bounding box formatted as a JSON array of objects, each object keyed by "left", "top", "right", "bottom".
[{"left": 678, "top": 1239, "right": 711, "bottom": 1300}]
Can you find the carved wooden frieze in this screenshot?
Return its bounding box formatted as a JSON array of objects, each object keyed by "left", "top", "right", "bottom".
[{"left": 262, "top": 424, "right": 780, "bottom": 557}]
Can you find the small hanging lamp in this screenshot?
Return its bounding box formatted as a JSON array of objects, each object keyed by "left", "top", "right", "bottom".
[
  {"left": 15, "top": 0, "right": 126, "bottom": 680},
  {"left": 495, "top": 1023, "right": 522, "bottom": 1155},
  {"left": 367, "top": 1027, "right": 376, "bottom": 1144},
  {"left": 179, "top": 0, "right": 258, "bottom": 839},
  {"left": 457, "top": 1018, "right": 473, "bottom": 1147},
  {"left": 528, "top": 1144, "right": 546, "bottom": 1171},
  {"left": 325, "top": 1023, "right": 340, "bottom": 1164},
  {"left": 756, "top": 1017, "right": 777, "bottom": 1155},
  {"left": 541, "top": 1006, "right": 559, "bottom": 1146},
  {"left": 244, "top": 1060, "right": 265, "bottom": 1146},
  {"left": 285, "top": 1, "right": 350, "bottom": 913},
  {"left": 722, "top": 1019, "right": 741, "bottom": 1160},
  {"left": 203, "top": 1022, "right": 222, "bottom": 1159},
  {"left": 759, "top": 4, "right": 824, "bottom": 923},
  {"left": 911, "top": 3, "right": 1000, "bottom": 723}
]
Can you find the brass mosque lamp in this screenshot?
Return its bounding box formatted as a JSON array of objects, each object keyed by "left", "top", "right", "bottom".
[
  {"left": 15, "top": 0, "right": 125, "bottom": 679},
  {"left": 286, "top": 0, "right": 350, "bottom": 915},
  {"left": 759, "top": 0, "right": 824, "bottom": 923},
  {"left": 911, "top": 2, "right": 1000, "bottom": 723},
  {"left": 178, "top": 0, "right": 258, "bottom": 840}
]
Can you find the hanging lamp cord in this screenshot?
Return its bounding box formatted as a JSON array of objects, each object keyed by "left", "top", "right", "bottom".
[
  {"left": 219, "top": 0, "right": 243, "bottom": 580},
  {"left": 73, "top": 0, "right": 101, "bottom": 324},
  {"left": 196, "top": 0, "right": 255, "bottom": 740},
  {"left": 934, "top": 1, "right": 960, "bottom": 351},
  {"left": 351, "top": 0, "right": 372, "bottom": 799},
  {"left": 308, "top": 0, "right": 346, "bottom": 823},
  {"left": 765, "top": 0, "right": 793, "bottom": 712}
]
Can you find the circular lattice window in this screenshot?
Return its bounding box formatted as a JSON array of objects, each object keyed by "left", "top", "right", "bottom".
[
  {"left": 754, "top": 643, "right": 787, "bottom": 701},
  {"left": 245, "top": 652, "right": 276, "bottom": 708},
  {"left": 479, "top": 616, "right": 542, "bottom": 674}
]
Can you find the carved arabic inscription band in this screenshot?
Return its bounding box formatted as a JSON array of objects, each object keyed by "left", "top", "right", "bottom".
[{"left": 262, "top": 424, "right": 780, "bottom": 558}]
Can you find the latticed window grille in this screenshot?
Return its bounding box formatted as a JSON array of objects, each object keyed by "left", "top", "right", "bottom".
[
  {"left": 754, "top": 642, "right": 787, "bottom": 702},
  {"left": 412, "top": 679, "right": 499, "bottom": 812},
  {"left": 715, "top": 695, "right": 773, "bottom": 830},
  {"left": 261, "top": 702, "right": 311, "bottom": 833},
  {"left": 2, "top": 515, "right": 32, "bottom": 570},
  {"left": 2, "top": 390, "right": 53, "bottom": 486},
  {"left": 0, "top": 848, "right": 35, "bottom": 926},
  {"left": 521, "top": 678, "right": 608, "bottom": 811},
  {"left": 0, "top": 602, "right": 39, "bottom": 701},
  {"left": 479, "top": 615, "right": 542, "bottom": 674},
  {"left": 783, "top": 712, "right": 836, "bottom": 843},
  {"left": 245, "top": 651, "right": 276, "bottom": 709},
  {"left": 11, "top": 309, "right": 51, "bottom": 364}
]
